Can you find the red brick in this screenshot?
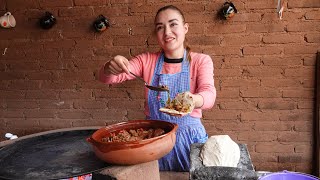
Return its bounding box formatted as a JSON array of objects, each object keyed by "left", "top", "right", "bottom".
[
  {"left": 188, "top": 35, "right": 220, "bottom": 46},
  {"left": 278, "top": 154, "right": 303, "bottom": 163},
  {"left": 241, "top": 111, "right": 279, "bottom": 121},
  {"left": 39, "top": 100, "right": 73, "bottom": 109},
  {"left": 250, "top": 153, "right": 278, "bottom": 162},
  {"left": 253, "top": 121, "right": 293, "bottom": 131},
  {"left": 305, "top": 10, "right": 320, "bottom": 20},
  {"left": 1, "top": 110, "right": 24, "bottom": 118},
  {"left": 203, "top": 109, "right": 239, "bottom": 120},
  {"left": 127, "top": 109, "right": 145, "bottom": 119},
  {"left": 305, "top": 33, "right": 320, "bottom": 43},
  {"left": 288, "top": 0, "right": 320, "bottom": 8},
  {"left": 255, "top": 162, "right": 295, "bottom": 172},
  {"left": 258, "top": 99, "right": 296, "bottom": 110},
  {"left": 59, "top": 7, "right": 93, "bottom": 17},
  {"left": 215, "top": 121, "right": 253, "bottom": 131},
  {"left": 6, "top": 118, "right": 39, "bottom": 128},
  {"left": 294, "top": 121, "right": 312, "bottom": 132},
  {"left": 216, "top": 88, "right": 240, "bottom": 98},
  {"left": 255, "top": 142, "right": 294, "bottom": 153},
  {"left": 57, "top": 111, "right": 91, "bottom": 119},
  {"left": 26, "top": 90, "right": 59, "bottom": 99},
  {"left": 262, "top": 56, "right": 302, "bottom": 66},
  {"left": 243, "top": 46, "right": 282, "bottom": 55},
  {"left": 261, "top": 78, "right": 302, "bottom": 88},
  {"left": 91, "top": 109, "right": 127, "bottom": 120},
  {"left": 24, "top": 109, "right": 55, "bottom": 118},
  {"left": 238, "top": 131, "right": 277, "bottom": 142},
  {"left": 240, "top": 87, "right": 282, "bottom": 98},
  {"left": 279, "top": 110, "right": 313, "bottom": 121},
  {"left": 39, "top": 119, "right": 72, "bottom": 128},
  {"left": 113, "top": 36, "right": 147, "bottom": 46},
  {"left": 58, "top": 71, "right": 95, "bottom": 81},
  {"left": 60, "top": 90, "right": 93, "bottom": 99},
  {"left": 39, "top": 0, "right": 73, "bottom": 7},
  {"left": 295, "top": 143, "right": 312, "bottom": 153},
  {"left": 297, "top": 100, "right": 313, "bottom": 109},
  {"left": 110, "top": 16, "right": 145, "bottom": 27},
  {"left": 0, "top": 72, "right": 25, "bottom": 80},
  {"left": 74, "top": 0, "right": 107, "bottom": 6},
  {"left": 93, "top": 7, "right": 129, "bottom": 16},
  {"left": 295, "top": 163, "right": 313, "bottom": 174},
  {"left": 288, "top": 22, "right": 320, "bottom": 32},
  {"left": 108, "top": 99, "right": 142, "bottom": 109},
  {"left": 185, "top": 14, "right": 214, "bottom": 23},
  {"left": 203, "top": 46, "right": 242, "bottom": 56},
  {"left": 0, "top": 0, "right": 5, "bottom": 10},
  {"left": 95, "top": 89, "right": 129, "bottom": 99},
  {"left": 73, "top": 100, "right": 106, "bottom": 109},
  {"left": 282, "top": 89, "right": 314, "bottom": 98},
  {"left": 130, "top": 4, "right": 159, "bottom": 13},
  {"left": 263, "top": 33, "right": 304, "bottom": 44},
  {"left": 6, "top": 100, "right": 38, "bottom": 109},
  {"left": 0, "top": 90, "right": 25, "bottom": 99},
  {"left": 215, "top": 68, "right": 242, "bottom": 77},
  {"left": 207, "top": 24, "right": 246, "bottom": 34},
  {"left": 219, "top": 101, "right": 252, "bottom": 110},
  {"left": 242, "top": 67, "right": 283, "bottom": 77},
  {"left": 7, "top": 0, "right": 39, "bottom": 10},
  {"left": 221, "top": 78, "right": 260, "bottom": 87},
  {"left": 246, "top": 23, "right": 286, "bottom": 33},
  {"left": 222, "top": 34, "right": 261, "bottom": 45},
  {"left": 233, "top": 13, "right": 261, "bottom": 22},
  {"left": 246, "top": 1, "right": 277, "bottom": 9},
  {"left": 278, "top": 132, "right": 312, "bottom": 142}
]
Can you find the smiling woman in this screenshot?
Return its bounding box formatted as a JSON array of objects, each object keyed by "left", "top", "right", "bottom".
[{"left": 99, "top": 5, "right": 216, "bottom": 171}]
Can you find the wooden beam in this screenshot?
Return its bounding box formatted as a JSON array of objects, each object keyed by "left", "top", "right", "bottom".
[{"left": 314, "top": 51, "right": 320, "bottom": 177}]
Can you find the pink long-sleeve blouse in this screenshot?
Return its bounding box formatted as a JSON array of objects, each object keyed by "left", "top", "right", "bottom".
[{"left": 99, "top": 51, "right": 216, "bottom": 118}]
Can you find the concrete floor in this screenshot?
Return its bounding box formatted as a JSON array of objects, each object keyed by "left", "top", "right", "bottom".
[{"left": 160, "top": 171, "right": 189, "bottom": 180}]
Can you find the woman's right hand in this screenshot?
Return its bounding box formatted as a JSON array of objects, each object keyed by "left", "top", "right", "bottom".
[{"left": 104, "top": 55, "right": 130, "bottom": 75}]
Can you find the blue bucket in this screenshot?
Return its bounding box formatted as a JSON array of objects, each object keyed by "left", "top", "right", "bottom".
[{"left": 259, "top": 171, "right": 319, "bottom": 180}]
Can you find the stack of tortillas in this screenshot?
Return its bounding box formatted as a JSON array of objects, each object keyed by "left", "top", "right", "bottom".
[{"left": 200, "top": 135, "right": 240, "bottom": 167}]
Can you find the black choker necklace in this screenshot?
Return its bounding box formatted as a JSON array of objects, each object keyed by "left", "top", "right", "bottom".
[{"left": 164, "top": 56, "right": 183, "bottom": 63}]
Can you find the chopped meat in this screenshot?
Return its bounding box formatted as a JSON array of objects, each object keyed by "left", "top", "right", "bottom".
[{"left": 102, "top": 128, "right": 166, "bottom": 142}]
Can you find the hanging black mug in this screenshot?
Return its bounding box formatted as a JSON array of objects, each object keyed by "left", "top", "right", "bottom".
[
  {"left": 93, "top": 15, "right": 110, "bottom": 32},
  {"left": 39, "top": 12, "right": 56, "bottom": 29},
  {"left": 220, "top": 2, "right": 237, "bottom": 20}
]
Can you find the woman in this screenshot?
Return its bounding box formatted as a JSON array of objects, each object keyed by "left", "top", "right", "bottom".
[{"left": 99, "top": 5, "right": 216, "bottom": 171}]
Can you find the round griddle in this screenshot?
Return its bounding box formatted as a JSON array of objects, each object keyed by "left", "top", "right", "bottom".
[{"left": 0, "top": 129, "right": 109, "bottom": 180}]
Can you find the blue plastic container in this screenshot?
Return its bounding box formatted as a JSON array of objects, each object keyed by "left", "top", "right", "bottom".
[{"left": 259, "top": 171, "right": 319, "bottom": 180}]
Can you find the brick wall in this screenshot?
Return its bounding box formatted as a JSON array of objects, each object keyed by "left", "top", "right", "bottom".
[{"left": 0, "top": 0, "right": 319, "bottom": 173}]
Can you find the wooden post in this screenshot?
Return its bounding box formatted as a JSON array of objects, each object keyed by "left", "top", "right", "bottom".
[{"left": 314, "top": 52, "right": 320, "bottom": 177}]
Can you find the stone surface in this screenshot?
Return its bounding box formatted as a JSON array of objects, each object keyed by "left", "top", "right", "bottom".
[
  {"left": 190, "top": 143, "right": 259, "bottom": 180},
  {"left": 92, "top": 160, "right": 160, "bottom": 180},
  {"left": 160, "top": 171, "right": 189, "bottom": 180}
]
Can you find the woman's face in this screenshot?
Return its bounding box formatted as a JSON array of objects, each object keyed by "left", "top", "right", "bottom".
[{"left": 155, "top": 9, "right": 188, "bottom": 57}]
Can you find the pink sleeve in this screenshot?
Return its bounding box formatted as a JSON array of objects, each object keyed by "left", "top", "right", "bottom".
[{"left": 193, "top": 54, "right": 216, "bottom": 110}]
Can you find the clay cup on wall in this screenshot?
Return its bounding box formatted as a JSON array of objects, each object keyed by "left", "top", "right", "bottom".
[{"left": 0, "top": 12, "right": 16, "bottom": 28}]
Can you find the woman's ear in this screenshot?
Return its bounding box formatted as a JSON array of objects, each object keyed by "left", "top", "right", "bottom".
[{"left": 184, "top": 23, "right": 189, "bottom": 34}]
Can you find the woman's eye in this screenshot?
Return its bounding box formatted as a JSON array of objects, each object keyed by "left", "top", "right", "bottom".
[
  {"left": 156, "top": 26, "right": 163, "bottom": 31},
  {"left": 170, "top": 23, "right": 177, "bottom": 27}
]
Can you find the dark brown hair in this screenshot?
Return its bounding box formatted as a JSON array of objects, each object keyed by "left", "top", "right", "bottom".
[{"left": 154, "top": 5, "right": 192, "bottom": 62}]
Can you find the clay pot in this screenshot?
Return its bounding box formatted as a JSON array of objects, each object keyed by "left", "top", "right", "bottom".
[{"left": 87, "top": 120, "right": 178, "bottom": 165}]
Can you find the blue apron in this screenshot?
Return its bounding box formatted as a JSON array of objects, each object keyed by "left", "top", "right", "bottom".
[{"left": 147, "top": 51, "right": 208, "bottom": 171}]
